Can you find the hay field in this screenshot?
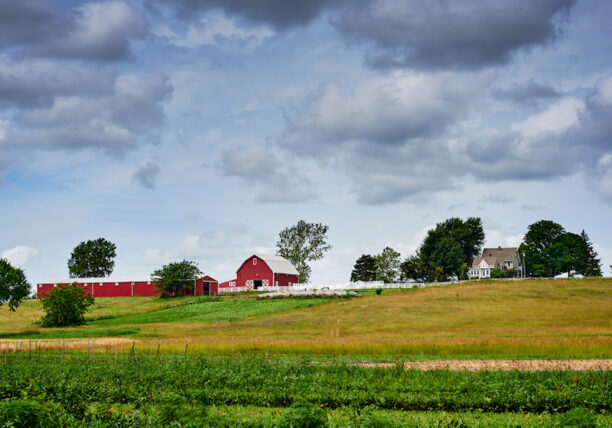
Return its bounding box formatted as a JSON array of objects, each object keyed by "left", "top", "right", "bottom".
[{"left": 1, "top": 278, "right": 610, "bottom": 358}]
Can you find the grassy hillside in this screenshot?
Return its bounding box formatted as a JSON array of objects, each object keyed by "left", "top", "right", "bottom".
[{"left": 1, "top": 278, "right": 610, "bottom": 358}]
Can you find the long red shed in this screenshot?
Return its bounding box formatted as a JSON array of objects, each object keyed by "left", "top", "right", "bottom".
[
  {"left": 37, "top": 275, "right": 218, "bottom": 298},
  {"left": 222, "top": 253, "right": 299, "bottom": 290}
]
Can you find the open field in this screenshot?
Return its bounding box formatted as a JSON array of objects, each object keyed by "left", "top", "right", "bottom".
[
  {"left": 1, "top": 279, "right": 610, "bottom": 426},
  {"left": 0, "top": 278, "right": 610, "bottom": 359},
  {"left": 0, "top": 355, "right": 609, "bottom": 427}
]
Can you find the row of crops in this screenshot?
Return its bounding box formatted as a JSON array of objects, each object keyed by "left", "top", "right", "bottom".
[{"left": 0, "top": 354, "right": 610, "bottom": 426}]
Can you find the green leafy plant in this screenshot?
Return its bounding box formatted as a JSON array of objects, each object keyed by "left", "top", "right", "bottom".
[
  {"left": 0, "top": 258, "right": 30, "bottom": 311},
  {"left": 279, "top": 400, "right": 328, "bottom": 427},
  {"left": 40, "top": 283, "right": 95, "bottom": 327},
  {"left": 151, "top": 260, "right": 202, "bottom": 297}
]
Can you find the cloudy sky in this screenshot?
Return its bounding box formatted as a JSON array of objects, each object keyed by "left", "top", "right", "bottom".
[{"left": 1, "top": 0, "right": 611, "bottom": 288}]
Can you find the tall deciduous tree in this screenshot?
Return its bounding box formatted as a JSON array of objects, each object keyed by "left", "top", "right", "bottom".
[
  {"left": 151, "top": 260, "right": 202, "bottom": 296},
  {"left": 0, "top": 259, "right": 30, "bottom": 311},
  {"left": 519, "top": 220, "right": 568, "bottom": 277},
  {"left": 400, "top": 255, "right": 423, "bottom": 281},
  {"left": 375, "top": 247, "right": 401, "bottom": 283},
  {"left": 276, "top": 220, "right": 331, "bottom": 283},
  {"left": 350, "top": 254, "right": 377, "bottom": 282},
  {"left": 417, "top": 217, "right": 484, "bottom": 281},
  {"left": 68, "top": 238, "right": 117, "bottom": 278}
]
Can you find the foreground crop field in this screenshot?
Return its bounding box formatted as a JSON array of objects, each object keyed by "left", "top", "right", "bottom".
[
  {"left": 0, "top": 355, "right": 610, "bottom": 427},
  {"left": 0, "top": 278, "right": 610, "bottom": 358}
]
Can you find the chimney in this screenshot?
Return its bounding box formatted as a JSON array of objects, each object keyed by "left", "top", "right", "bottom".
[{"left": 498, "top": 246, "right": 502, "bottom": 251}]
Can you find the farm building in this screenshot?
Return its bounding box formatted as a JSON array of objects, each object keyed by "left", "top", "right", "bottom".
[
  {"left": 469, "top": 247, "right": 521, "bottom": 279},
  {"left": 37, "top": 275, "right": 218, "bottom": 298},
  {"left": 219, "top": 254, "right": 299, "bottom": 291}
]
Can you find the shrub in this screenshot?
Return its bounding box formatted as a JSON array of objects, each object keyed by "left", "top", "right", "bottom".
[
  {"left": 375, "top": 288, "right": 383, "bottom": 295},
  {"left": 0, "top": 399, "right": 63, "bottom": 427},
  {"left": 491, "top": 268, "right": 504, "bottom": 279},
  {"left": 279, "top": 401, "right": 328, "bottom": 428},
  {"left": 556, "top": 407, "right": 597, "bottom": 428},
  {"left": 40, "top": 283, "right": 95, "bottom": 327}
]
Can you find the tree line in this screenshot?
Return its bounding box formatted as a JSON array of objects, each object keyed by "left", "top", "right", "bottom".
[
  {"left": 351, "top": 218, "right": 603, "bottom": 282},
  {"left": 0, "top": 218, "right": 606, "bottom": 322}
]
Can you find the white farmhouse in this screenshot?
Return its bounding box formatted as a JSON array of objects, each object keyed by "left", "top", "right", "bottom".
[{"left": 469, "top": 247, "right": 521, "bottom": 279}]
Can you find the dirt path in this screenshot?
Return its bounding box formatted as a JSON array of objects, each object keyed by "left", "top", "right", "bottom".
[{"left": 355, "top": 359, "right": 612, "bottom": 371}]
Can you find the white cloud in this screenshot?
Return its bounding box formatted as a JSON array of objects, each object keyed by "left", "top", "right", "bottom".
[
  {"left": 162, "top": 12, "right": 273, "bottom": 49},
  {"left": 1, "top": 246, "right": 39, "bottom": 267},
  {"left": 512, "top": 97, "right": 584, "bottom": 138}
]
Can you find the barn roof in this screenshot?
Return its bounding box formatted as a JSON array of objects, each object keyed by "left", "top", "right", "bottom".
[
  {"left": 253, "top": 254, "right": 299, "bottom": 276},
  {"left": 39, "top": 275, "right": 217, "bottom": 285},
  {"left": 38, "top": 277, "right": 153, "bottom": 284}
]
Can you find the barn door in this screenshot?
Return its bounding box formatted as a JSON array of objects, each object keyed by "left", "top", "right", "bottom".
[{"left": 203, "top": 282, "right": 210, "bottom": 296}]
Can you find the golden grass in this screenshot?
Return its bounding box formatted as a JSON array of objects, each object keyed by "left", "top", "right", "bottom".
[{"left": 2, "top": 278, "right": 611, "bottom": 358}]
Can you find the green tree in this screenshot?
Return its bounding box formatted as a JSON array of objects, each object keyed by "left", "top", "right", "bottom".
[
  {"left": 400, "top": 255, "right": 423, "bottom": 281},
  {"left": 40, "top": 283, "right": 95, "bottom": 327},
  {"left": 151, "top": 260, "right": 202, "bottom": 296},
  {"left": 423, "top": 237, "right": 464, "bottom": 282},
  {"left": 350, "top": 254, "right": 377, "bottom": 282},
  {"left": 519, "top": 220, "right": 568, "bottom": 277},
  {"left": 417, "top": 217, "right": 484, "bottom": 281},
  {"left": 574, "top": 230, "right": 602, "bottom": 277},
  {"left": 0, "top": 259, "right": 30, "bottom": 311},
  {"left": 375, "top": 247, "right": 401, "bottom": 283},
  {"left": 68, "top": 238, "right": 117, "bottom": 278},
  {"left": 276, "top": 220, "right": 331, "bottom": 283}
]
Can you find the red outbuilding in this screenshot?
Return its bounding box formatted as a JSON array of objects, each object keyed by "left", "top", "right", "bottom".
[
  {"left": 37, "top": 275, "right": 218, "bottom": 298},
  {"left": 221, "top": 253, "right": 299, "bottom": 291}
]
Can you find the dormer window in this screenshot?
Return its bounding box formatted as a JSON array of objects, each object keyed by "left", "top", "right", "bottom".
[{"left": 253, "top": 258, "right": 257, "bottom": 265}]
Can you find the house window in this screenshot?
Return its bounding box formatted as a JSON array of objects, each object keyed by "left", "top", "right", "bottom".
[{"left": 253, "top": 258, "right": 257, "bottom": 265}]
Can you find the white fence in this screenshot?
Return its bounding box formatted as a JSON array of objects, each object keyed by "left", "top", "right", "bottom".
[{"left": 217, "top": 280, "right": 462, "bottom": 294}]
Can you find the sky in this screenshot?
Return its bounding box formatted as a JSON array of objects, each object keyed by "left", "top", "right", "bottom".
[{"left": 1, "top": 0, "right": 612, "bottom": 289}]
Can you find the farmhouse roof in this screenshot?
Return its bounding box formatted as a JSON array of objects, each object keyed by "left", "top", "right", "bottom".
[
  {"left": 254, "top": 253, "right": 299, "bottom": 276},
  {"left": 472, "top": 257, "right": 496, "bottom": 268},
  {"left": 482, "top": 247, "right": 519, "bottom": 261}
]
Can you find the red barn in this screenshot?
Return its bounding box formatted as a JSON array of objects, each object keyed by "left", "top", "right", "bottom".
[
  {"left": 221, "top": 254, "right": 299, "bottom": 291},
  {"left": 37, "top": 275, "right": 218, "bottom": 298}
]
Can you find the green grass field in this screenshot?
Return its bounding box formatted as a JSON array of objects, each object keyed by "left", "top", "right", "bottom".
[
  {"left": 1, "top": 278, "right": 610, "bottom": 358},
  {"left": 0, "top": 354, "right": 609, "bottom": 427}
]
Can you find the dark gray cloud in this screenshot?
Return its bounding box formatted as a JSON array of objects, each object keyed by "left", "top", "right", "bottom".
[
  {"left": 0, "top": 0, "right": 147, "bottom": 61},
  {"left": 0, "top": 0, "right": 56, "bottom": 49},
  {"left": 332, "top": 0, "right": 576, "bottom": 70},
  {"left": 220, "top": 144, "right": 315, "bottom": 203},
  {"left": 151, "top": 0, "right": 350, "bottom": 30},
  {"left": 283, "top": 71, "right": 489, "bottom": 152},
  {"left": 0, "top": 58, "right": 116, "bottom": 108},
  {"left": 4, "top": 73, "right": 173, "bottom": 155},
  {"left": 281, "top": 71, "right": 612, "bottom": 205},
  {"left": 492, "top": 80, "right": 561, "bottom": 104},
  {"left": 279, "top": 71, "right": 488, "bottom": 203},
  {"left": 133, "top": 161, "right": 161, "bottom": 189}
]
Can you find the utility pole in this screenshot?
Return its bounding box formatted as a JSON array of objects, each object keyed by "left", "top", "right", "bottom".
[{"left": 522, "top": 252, "right": 526, "bottom": 278}]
